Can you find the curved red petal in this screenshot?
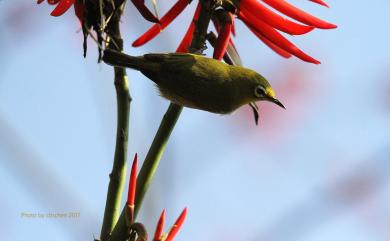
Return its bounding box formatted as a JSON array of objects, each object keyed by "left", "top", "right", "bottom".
[
  {"left": 50, "top": 0, "right": 75, "bottom": 16},
  {"left": 165, "top": 208, "right": 187, "bottom": 241},
  {"left": 262, "top": 0, "right": 336, "bottom": 29},
  {"left": 249, "top": 27, "right": 292, "bottom": 58},
  {"left": 153, "top": 209, "right": 166, "bottom": 241},
  {"left": 132, "top": 0, "right": 190, "bottom": 47},
  {"left": 239, "top": 0, "right": 314, "bottom": 35},
  {"left": 309, "top": 0, "right": 329, "bottom": 8},
  {"left": 176, "top": 3, "right": 201, "bottom": 53},
  {"left": 126, "top": 153, "right": 138, "bottom": 206},
  {"left": 131, "top": 0, "right": 159, "bottom": 23},
  {"left": 213, "top": 23, "right": 232, "bottom": 60},
  {"left": 37, "top": 0, "right": 45, "bottom": 4},
  {"left": 239, "top": 12, "right": 320, "bottom": 64}
]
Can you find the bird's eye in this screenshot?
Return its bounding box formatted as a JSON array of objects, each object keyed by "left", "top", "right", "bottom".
[{"left": 254, "top": 85, "right": 266, "bottom": 98}]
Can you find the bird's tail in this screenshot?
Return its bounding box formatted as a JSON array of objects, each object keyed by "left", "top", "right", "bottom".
[{"left": 103, "top": 49, "right": 144, "bottom": 70}]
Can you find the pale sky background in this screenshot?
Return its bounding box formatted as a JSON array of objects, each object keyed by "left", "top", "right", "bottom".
[{"left": 1, "top": 1, "right": 390, "bottom": 241}]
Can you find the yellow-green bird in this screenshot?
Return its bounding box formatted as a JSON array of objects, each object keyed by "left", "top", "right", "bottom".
[{"left": 103, "top": 49, "right": 284, "bottom": 124}]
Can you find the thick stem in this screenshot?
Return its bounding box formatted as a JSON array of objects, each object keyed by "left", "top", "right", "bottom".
[
  {"left": 100, "top": 4, "right": 132, "bottom": 241},
  {"left": 109, "top": 1, "right": 213, "bottom": 241}
]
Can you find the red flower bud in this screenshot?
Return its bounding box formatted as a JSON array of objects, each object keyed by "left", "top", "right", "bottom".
[
  {"left": 133, "top": 0, "right": 190, "bottom": 47},
  {"left": 309, "top": 0, "right": 329, "bottom": 8},
  {"left": 165, "top": 208, "right": 187, "bottom": 241},
  {"left": 153, "top": 209, "right": 166, "bottom": 241},
  {"left": 262, "top": 0, "right": 336, "bottom": 29},
  {"left": 127, "top": 153, "right": 138, "bottom": 207}
]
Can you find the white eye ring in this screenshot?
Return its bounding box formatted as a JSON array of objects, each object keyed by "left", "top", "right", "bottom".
[{"left": 254, "top": 86, "right": 266, "bottom": 98}]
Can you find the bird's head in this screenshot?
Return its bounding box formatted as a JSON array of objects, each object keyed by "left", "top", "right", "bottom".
[
  {"left": 252, "top": 73, "right": 285, "bottom": 109},
  {"left": 236, "top": 70, "right": 285, "bottom": 125}
]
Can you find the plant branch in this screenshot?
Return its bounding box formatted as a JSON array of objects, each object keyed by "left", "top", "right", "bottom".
[
  {"left": 108, "top": 1, "right": 213, "bottom": 240},
  {"left": 100, "top": 3, "right": 132, "bottom": 241}
]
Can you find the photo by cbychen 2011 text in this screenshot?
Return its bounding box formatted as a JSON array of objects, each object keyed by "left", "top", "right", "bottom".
[{"left": 20, "top": 211, "right": 80, "bottom": 219}]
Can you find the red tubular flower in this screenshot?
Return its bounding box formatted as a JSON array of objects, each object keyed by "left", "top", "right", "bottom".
[
  {"left": 233, "top": 0, "right": 337, "bottom": 63},
  {"left": 165, "top": 208, "right": 187, "bottom": 241},
  {"left": 231, "top": 14, "right": 236, "bottom": 36},
  {"left": 239, "top": 0, "right": 314, "bottom": 35},
  {"left": 153, "top": 210, "right": 166, "bottom": 241},
  {"left": 213, "top": 14, "right": 233, "bottom": 60},
  {"left": 38, "top": 0, "right": 84, "bottom": 23},
  {"left": 127, "top": 153, "right": 138, "bottom": 207},
  {"left": 73, "top": 0, "right": 84, "bottom": 24},
  {"left": 261, "top": 0, "right": 336, "bottom": 29},
  {"left": 239, "top": 11, "right": 320, "bottom": 64},
  {"left": 309, "top": 0, "right": 329, "bottom": 8},
  {"left": 132, "top": 0, "right": 335, "bottom": 64},
  {"left": 131, "top": 0, "right": 160, "bottom": 23},
  {"left": 50, "top": 0, "right": 75, "bottom": 17},
  {"left": 132, "top": 0, "right": 191, "bottom": 47},
  {"left": 176, "top": 3, "right": 201, "bottom": 53}
]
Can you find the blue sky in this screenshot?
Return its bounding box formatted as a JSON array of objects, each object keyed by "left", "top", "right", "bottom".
[{"left": 1, "top": 1, "right": 390, "bottom": 241}]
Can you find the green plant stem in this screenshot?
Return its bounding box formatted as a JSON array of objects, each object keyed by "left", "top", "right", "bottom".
[
  {"left": 109, "top": 1, "right": 213, "bottom": 241},
  {"left": 100, "top": 4, "right": 131, "bottom": 241}
]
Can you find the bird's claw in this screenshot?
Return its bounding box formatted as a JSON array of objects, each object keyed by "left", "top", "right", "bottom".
[{"left": 249, "top": 102, "right": 259, "bottom": 125}]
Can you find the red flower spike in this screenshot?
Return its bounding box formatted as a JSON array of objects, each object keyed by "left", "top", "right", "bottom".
[
  {"left": 239, "top": 0, "right": 314, "bottom": 35},
  {"left": 262, "top": 0, "right": 336, "bottom": 29},
  {"left": 127, "top": 153, "right": 138, "bottom": 207},
  {"left": 132, "top": 0, "right": 190, "bottom": 47},
  {"left": 131, "top": 0, "right": 160, "bottom": 23},
  {"left": 213, "top": 21, "right": 232, "bottom": 60},
  {"left": 153, "top": 209, "right": 166, "bottom": 241},
  {"left": 176, "top": 3, "right": 201, "bottom": 53},
  {"left": 165, "top": 208, "right": 187, "bottom": 241},
  {"left": 239, "top": 11, "right": 320, "bottom": 64},
  {"left": 249, "top": 27, "right": 291, "bottom": 58},
  {"left": 309, "top": 0, "right": 329, "bottom": 8},
  {"left": 51, "top": 0, "right": 75, "bottom": 16}
]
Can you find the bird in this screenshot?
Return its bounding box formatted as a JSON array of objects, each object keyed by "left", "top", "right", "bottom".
[{"left": 103, "top": 49, "right": 285, "bottom": 124}]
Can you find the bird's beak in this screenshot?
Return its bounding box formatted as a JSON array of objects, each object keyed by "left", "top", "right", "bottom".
[{"left": 269, "top": 97, "right": 286, "bottom": 109}]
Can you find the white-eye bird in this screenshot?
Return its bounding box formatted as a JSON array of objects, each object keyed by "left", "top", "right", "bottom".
[{"left": 103, "top": 49, "right": 285, "bottom": 124}]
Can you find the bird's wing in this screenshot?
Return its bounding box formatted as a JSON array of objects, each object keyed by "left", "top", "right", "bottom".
[{"left": 143, "top": 53, "right": 197, "bottom": 65}]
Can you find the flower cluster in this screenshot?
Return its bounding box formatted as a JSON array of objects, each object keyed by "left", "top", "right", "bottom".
[
  {"left": 37, "top": 0, "right": 158, "bottom": 23},
  {"left": 125, "top": 154, "right": 187, "bottom": 241},
  {"left": 132, "top": 0, "right": 337, "bottom": 64},
  {"left": 37, "top": 0, "right": 159, "bottom": 59}
]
